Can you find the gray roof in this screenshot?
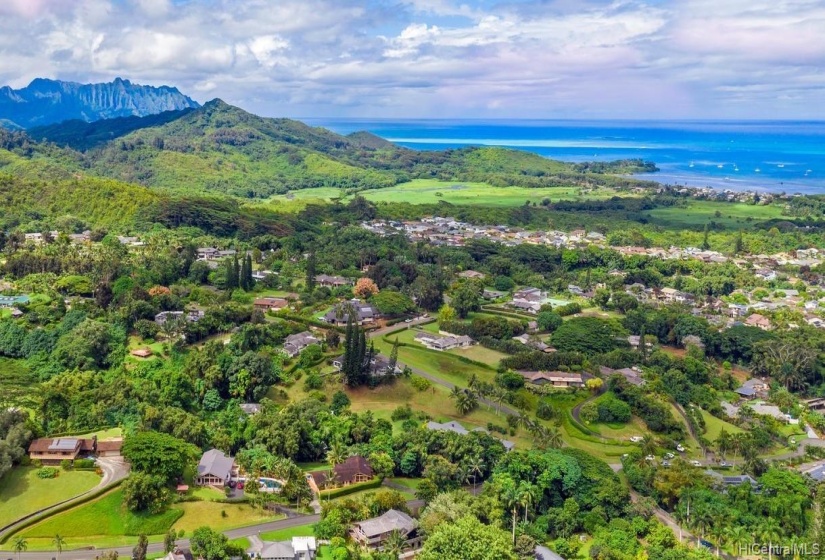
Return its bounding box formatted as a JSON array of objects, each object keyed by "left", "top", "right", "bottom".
[
  {"left": 805, "top": 464, "right": 825, "bottom": 481},
  {"left": 535, "top": 546, "right": 565, "bottom": 560},
  {"left": 355, "top": 509, "right": 416, "bottom": 538},
  {"left": 197, "top": 449, "right": 234, "bottom": 479},
  {"left": 427, "top": 421, "right": 469, "bottom": 435},
  {"left": 257, "top": 541, "right": 294, "bottom": 559}
]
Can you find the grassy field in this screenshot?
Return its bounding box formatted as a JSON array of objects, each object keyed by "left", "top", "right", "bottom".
[
  {"left": 18, "top": 488, "right": 282, "bottom": 547},
  {"left": 266, "top": 180, "right": 622, "bottom": 209},
  {"left": 646, "top": 200, "right": 785, "bottom": 230},
  {"left": 699, "top": 409, "right": 744, "bottom": 441},
  {"left": 0, "top": 467, "right": 101, "bottom": 529}
]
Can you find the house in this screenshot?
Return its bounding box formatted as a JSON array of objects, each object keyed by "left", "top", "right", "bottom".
[
  {"left": 744, "top": 313, "right": 772, "bottom": 331},
  {"left": 508, "top": 299, "right": 541, "bottom": 314},
  {"left": 735, "top": 378, "right": 769, "bottom": 399},
  {"left": 458, "top": 270, "right": 486, "bottom": 280},
  {"left": 0, "top": 295, "right": 30, "bottom": 307},
  {"left": 154, "top": 310, "right": 205, "bottom": 325},
  {"left": 323, "top": 300, "right": 379, "bottom": 326},
  {"left": 414, "top": 331, "right": 474, "bottom": 351},
  {"left": 331, "top": 355, "right": 402, "bottom": 377},
  {"left": 28, "top": 437, "right": 94, "bottom": 464},
  {"left": 196, "top": 247, "right": 220, "bottom": 260},
  {"left": 283, "top": 331, "right": 321, "bottom": 358},
  {"left": 309, "top": 456, "right": 374, "bottom": 491},
  {"left": 254, "top": 297, "right": 288, "bottom": 312},
  {"left": 599, "top": 366, "right": 644, "bottom": 387},
  {"left": 705, "top": 470, "right": 760, "bottom": 489},
  {"left": 512, "top": 334, "right": 553, "bottom": 353},
  {"left": 426, "top": 421, "right": 514, "bottom": 451},
  {"left": 163, "top": 548, "right": 194, "bottom": 560},
  {"left": 567, "top": 284, "right": 585, "bottom": 296},
  {"left": 195, "top": 449, "right": 236, "bottom": 486},
  {"left": 248, "top": 537, "right": 317, "bottom": 560},
  {"left": 96, "top": 438, "right": 123, "bottom": 457},
  {"left": 803, "top": 464, "right": 825, "bottom": 483},
  {"left": 240, "top": 403, "right": 262, "bottom": 415},
  {"left": 513, "top": 287, "right": 545, "bottom": 302},
  {"left": 350, "top": 509, "right": 421, "bottom": 551},
  {"left": 130, "top": 347, "right": 153, "bottom": 358},
  {"left": 315, "top": 275, "right": 352, "bottom": 288},
  {"left": 483, "top": 288, "right": 507, "bottom": 300},
  {"left": 518, "top": 371, "right": 585, "bottom": 388},
  {"left": 535, "top": 545, "right": 566, "bottom": 560}
]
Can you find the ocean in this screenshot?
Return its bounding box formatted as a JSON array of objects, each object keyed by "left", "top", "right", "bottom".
[{"left": 306, "top": 119, "right": 825, "bottom": 194}]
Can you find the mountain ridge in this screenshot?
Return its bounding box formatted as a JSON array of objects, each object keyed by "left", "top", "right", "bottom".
[{"left": 0, "top": 77, "right": 200, "bottom": 129}]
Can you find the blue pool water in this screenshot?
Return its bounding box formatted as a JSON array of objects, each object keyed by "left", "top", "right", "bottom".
[{"left": 307, "top": 119, "right": 825, "bottom": 193}]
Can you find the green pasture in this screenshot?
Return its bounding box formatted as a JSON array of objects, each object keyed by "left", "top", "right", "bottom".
[{"left": 0, "top": 467, "right": 101, "bottom": 529}]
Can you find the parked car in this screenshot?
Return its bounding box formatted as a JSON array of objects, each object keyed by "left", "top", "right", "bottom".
[
  {"left": 676, "top": 444, "right": 686, "bottom": 452},
  {"left": 645, "top": 455, "right": 656, "bottom": 462},
  {"left": 661, "top": 460, "right": 671, "bottom": 467},
  {"left": 630, "top": 436, "right": 644, "bottom": 443},
  {"left": 690, "top": 460, "right": 702, "bottom": 467},
  {"left": 664, "top": 452, "right": 675, "bottom": 460}
]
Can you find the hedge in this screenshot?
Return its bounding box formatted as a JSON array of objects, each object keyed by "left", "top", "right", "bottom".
[{"left": 319, "top": 477, "right": 383, "bottom": 499}]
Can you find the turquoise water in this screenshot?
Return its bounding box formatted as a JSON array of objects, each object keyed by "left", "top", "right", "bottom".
[{"left": 308, "top": 119, "right": 825, "bottom": 194}]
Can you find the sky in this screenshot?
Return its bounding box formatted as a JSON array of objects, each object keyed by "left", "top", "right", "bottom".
[{"left": 0, "top": 0, "right": 823, "bottom": 119}]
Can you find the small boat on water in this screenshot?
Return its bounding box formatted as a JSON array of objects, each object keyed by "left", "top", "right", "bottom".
[
  {"left": 689, "top": 162, "right": 695, "bottom": 168},
  {"left": 717, "top": 164, "right": 724, "bottom": 169},
  {"left": 778, "top": 164, "right": 785, "bottom": 168},
  {"left": 755, "top": 168, "right": 761, "bottom": 173}
]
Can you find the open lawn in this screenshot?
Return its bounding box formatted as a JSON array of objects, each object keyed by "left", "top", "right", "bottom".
[
  {"left": 0, "top": 467, "right": 101, "bottom": 529},
  {"left": 448, "top": 344, "right": 508, "bottom": 366},
  {"left": 22, "top": 489, "right": 181, "bottom": 540},
  {"left": 699, "top": 409, "right": 744, "bottom": 442},
  {"left": 172, "top": 501, "right": 282, "bottom": 533},
  {"left": 588, "top": 416, "right": 648, "bottom": 440},
  {"left": 19, "top": 488, "right": 282, "bottom": 546},
  {"left": 266, "top": 181, "right": 621, "bottom": 210},
  {"left": 646, "top": 200, "right": 785, "bottom": 230},
  {"left": 362, "top": 180, "right": 620, "bottom": 206},
  {"left": 374, "top": 328, "right": 496, "bottom": 387},
  {"left": 74, "top": 427, "right": 123, "bottom": 440}
]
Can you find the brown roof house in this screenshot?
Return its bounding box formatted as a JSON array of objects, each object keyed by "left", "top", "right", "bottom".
[
  {"left": 130, "top": 347, "right": 153, "bottom": 358},
  {"left": 308, "top": 456, "right": 374, "bottom": 492},
  {"left": 28, "top": 437, "right": 95, "bottom": 464},
  {"left": 96, "top": 438, "right": 124, "bottom": 457},
  {"left": 518, "top": 371, "right": 585, "bottom": 388},
  {"left": 350, "top": 509, "right": 421, "bottom": 551},
  {"left": 254, "top": 297, "right": 289, "bottom": 312},
  {"left": 744, "top": 313, "right": 772, "bottom": 331}
]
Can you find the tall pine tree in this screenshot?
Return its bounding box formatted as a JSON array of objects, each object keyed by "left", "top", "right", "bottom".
[{"left": 306, "top": 252, "right": 317, "bottom": 293}]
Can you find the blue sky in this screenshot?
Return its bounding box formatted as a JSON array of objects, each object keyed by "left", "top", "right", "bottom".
[{"left": 0, "top": 0, "right": 823, "bottom": 119}]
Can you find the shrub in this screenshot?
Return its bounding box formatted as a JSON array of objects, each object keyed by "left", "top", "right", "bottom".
[
  {"left": 74, "top": 458, "right": 96, "bottom": 469},
  {"left": 61, "top": 459, "right": 73, "bottom": 470},
  {"left": 37, "top": 467, "right": 60, "bottom": 479},
  {"left": 410, "top": 375, "right": 432, "bottom": 391},
  {"left": 303, "top": 373, "right": 323, "bottom": 391},
  {"left": 555, "top": 303, "right": 582, "bottom": 317},
  {"left": 391, "top": 404, "right": 414, "bottom": 421}
]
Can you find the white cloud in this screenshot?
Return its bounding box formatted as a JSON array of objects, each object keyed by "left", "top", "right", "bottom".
[{"left": 0, "top": 0, "right": 822, "bottom": 118}]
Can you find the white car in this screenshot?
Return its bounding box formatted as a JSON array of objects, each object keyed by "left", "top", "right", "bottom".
[
  {"left": 645, "top": 455, "right": 656, "bottom": 462},
  {"left": 676, "top": 444, "right": 686, "bottom": 452},
  {"left": 690, "top": 460, "right": 702, "bottom": 467},
  {"left": 664, "top": 452, "right": 675, "bottom": 460},
  {"left": 404, "top": 318, "right": 413, "bottom": 323},
  {"left": 630, "top": 436, "right": 644, "bottom": 443}
]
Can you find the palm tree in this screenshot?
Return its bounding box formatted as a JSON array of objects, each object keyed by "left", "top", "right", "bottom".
[
  {"left": 518, "top": 483, "right": 536, "bottom": 522},
  {"left": 725, "top": 526, "right": 749, "bottom": 558},
  {"left": 759, "top": 519, "right": 782, "bottom": 560},
  {"left": 53, "top": 534, "right": 66, "bottom": 560},
  {"left": 491, "top": 386, "right": 509, "bottom": 416},
  {"left": 325, "top": 441, "right": 347, "bottom": 467},
  {"left": 716, "top": 430, "right": 731, "bottom": 459},
  {"left": 382, "top": 530, "right": 407, "bottom": 557},
  {"left": 708, "top": 523, "right": 727, "bottom": 557},
  {"left": 545, "top": 425, "right": 563, "bottom": 449},
  {"left": 12, "top": 537, "right": 27, "bottom": 560},
  {"left": 503, "top": 486, "right": 520, "bottom": 545},
  {"left": 640, "top": 434, "right": 657, "bottom": 457},
  {"left": 468, "top": 457, "right": 485, "bottom": 492}
]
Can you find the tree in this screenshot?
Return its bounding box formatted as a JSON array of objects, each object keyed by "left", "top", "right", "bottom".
[
  {"left": 305, "top": 252, "right": 317, "bottom": 292},
  {"left": 12, "top": 536, "right": 27, "bottom": 560},
  {"left": 122, "top": 472, "right": 170, "bottom": 513},
  {"left": 372, "top": 290, "right": 416, "bottom": 317},
  {"left": 387, "top": 338, "right": 399, "bottom": 374},
  {"left": 383, "top": 530, "right": 408, "bottom": 558},
  {"left": 133, "top": 534, "right": 149, "bottom": 560},
  {"left": 451, "top": 282, "right": 481, "bottom": 319},
  {"left": 190, "top": 526, "right": 241, "bottom": 560},
  {"left": 122, "top": 431, "right": 199, "bottom": 483},
  {"left": 164, "top": 529, "right": 177, "bottom": 553},
  {"left": 369, "top": 451, "right": 395, "bottom": 479},
  {"left": 438, "top": 304, "right": 456, "bottom": 324},
  {"left": 419, "top": 515, "right": 517, "bottom": 560},
  {"left": 326, "top": 441, "right": 347, "bottom": 467},
  {"left": 53, "top": 534, "right": 66, "bottom": 560},
  {"left": 537, "top": 311, "right": 563, "bottom": 332},
  {"left": 354, "top": 277, "right": 379, "bottom": 299}
]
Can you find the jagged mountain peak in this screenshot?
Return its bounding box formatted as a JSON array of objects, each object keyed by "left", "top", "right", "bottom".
[{"left": 0, "top": 77, "right": 200, "bottom": 129}]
